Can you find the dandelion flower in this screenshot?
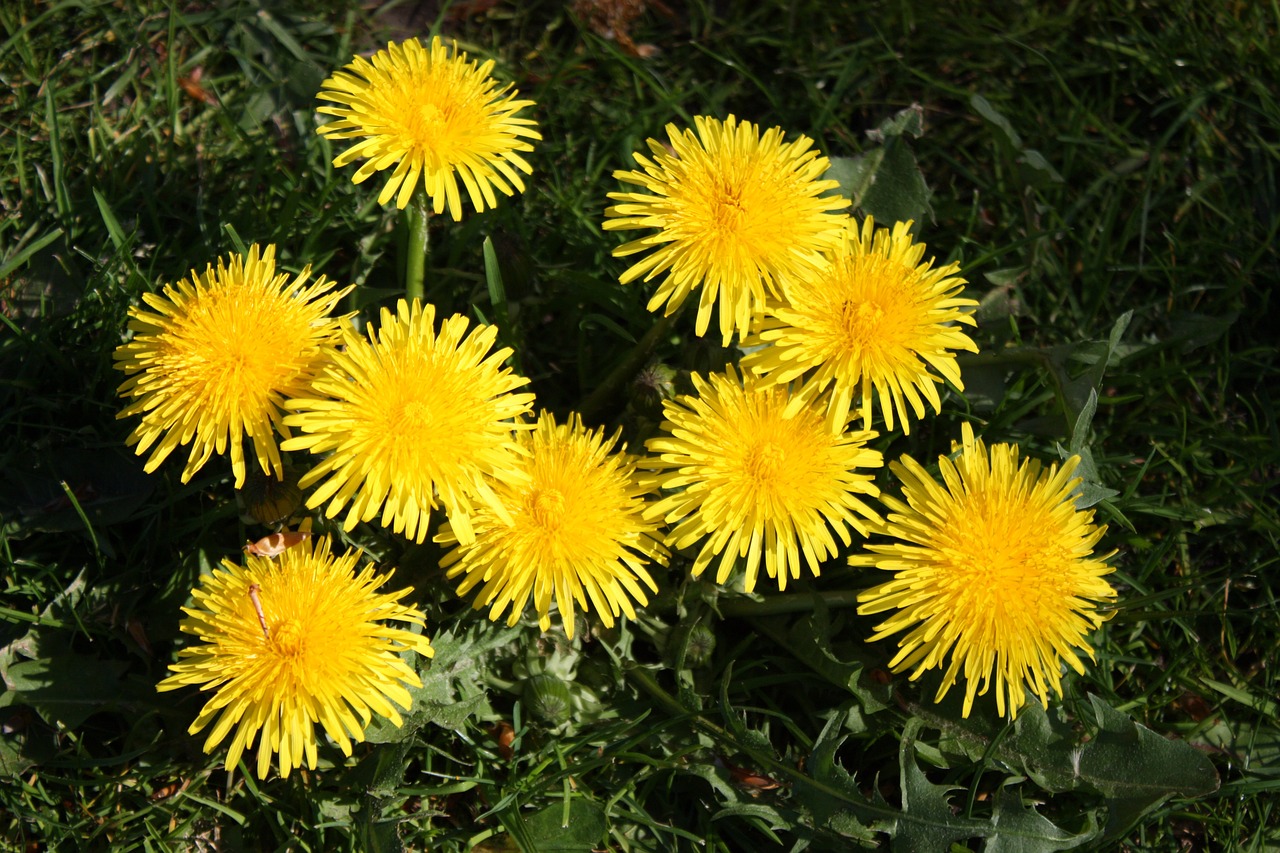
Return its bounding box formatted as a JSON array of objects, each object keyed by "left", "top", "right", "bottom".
[
  {"left": 853, "top": 423, "right": 1117, "bottom": 720},
  {"left": 282, "top": 299, "right": 534, "bottom": 544},
  {"left": 316, "top": 37, "right": 541, "bottom": 216},
  {"left": 157, "top": 535, "right": 433, "bottom": 779},
  {"left": 644, "top": 366, "right": 882, "bottom": 592},
  {"left": 603, "top": 115, "right": 848, "bottom": 344},
  {"left": 439, "top": 412, "right": 666, "bottom": 639},
  {"left": 114, "top": 245, "right": 351, "bottom": 488},
  {"left": 743, "top": 217, "right": 978, "bottom": 434}
]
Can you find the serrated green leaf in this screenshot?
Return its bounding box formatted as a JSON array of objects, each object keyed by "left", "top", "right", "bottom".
[
  {"left": 1166, "top": 311, "right": 1238, "bottom": 352},
  {"left": 993, "top": 703, "right": 1081, "bottom": 792},
  {"left": 345, "top": 739, "right": 415, "bottom": 799},
  {"left": 985, "top": 786, "right": 1101, "bottom": 852},
  {"left": 971, "top": 94, "right": 1024, "bottom": 149},
  {"left": 1076, "top": 695, "right": 1220, "bottom": 840},
  {"left": 717, "top": 661, "right": 773, "bottom": 753},
  {"left": 891, "top": 727, "right": 992, "bottom": 851},
  {"left": 366, "top": 621, "right": 517, "bottom": 741},
  {"left": 785, "top": 604, "right": 892, "bottom": 713},
  {"left": 0, "top": 730, "right": 37, "bottom": 778},
  {"left": 1059, "top": 312, "right": 1132, "bottom": 443},
  {"left": 711, "top": 802, "right": 790, "bottom": 831},
  {"left": 1068, "top": 389, "right": 1099, "bottom": 452},
  {"left": 794, "top": 715, "right": 878, "bottom": 844}
]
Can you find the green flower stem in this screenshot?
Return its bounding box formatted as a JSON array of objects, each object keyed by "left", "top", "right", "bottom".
[
  {"left": 403, "top": 191, "right": 431, "bottom": 303},
  {"left": 715, "top": 590, "right": 866, "bottom": 618},
  {"left": 579, "top": 312, "right": 676, "bottom": 424},
  {"left": 623, "top": 664, "right": 897, "bottom": 823}
]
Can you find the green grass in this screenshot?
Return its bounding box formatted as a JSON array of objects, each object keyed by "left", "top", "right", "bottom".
[{"left": 2, "top": 0, "right": 1278, "bottom": 850}]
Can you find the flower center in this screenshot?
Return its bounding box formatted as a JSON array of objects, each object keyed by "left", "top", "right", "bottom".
[
  {"left": 743, "top": 441, "right": 785, "bottom": 485},
  {"left": 838, "top": 299, "right": 885, "bottom": 339},
  {"left": 398, "top": 398, "right": 433, "bottom": 429},
  {"left": 270, "top": 619, "right": 307, "bottom": 659},
  {"left": 711, "top": 190, "right": 746, "bottom": 236},
  {"left": 416, "top": 101, "right": 448, "bottom": 134},
  {"left": 529, "top": 488, "right": 567, "bottom": 530}
]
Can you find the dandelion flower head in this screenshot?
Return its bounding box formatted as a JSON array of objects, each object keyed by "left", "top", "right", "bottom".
[
  {"left": 114, "top": 244, "right": 351, "bottom": 488},
  {"left": 157, "top": 534, "right": 433, "bottom": 779},
  {"left": 854, "top": 423, "right": 1117, "bottom": 720},
  {"left": 316, "top": 37, "right": 541, "bottom": 216},
  {"left": 282, "top": 299, "right": 534, "bottom": 545},
  {"left": 743, "top": 217, "right": 978, "bottom": 434},
  {"left": 603, "top": 115, "right": 848, "bottom": 344},
  {"left": 439, "top": 412, "right": 666, "bottom": 639},
  {"left": 644, "top": 366, "right": 882, "bottom": 592}
]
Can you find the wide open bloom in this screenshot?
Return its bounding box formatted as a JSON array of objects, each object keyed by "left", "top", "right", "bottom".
[
  {"left": 282, "top": 299, "right": 534, "bottom": 544},
  {"left": 157, "top": 535, "right": 433, "bottom": 779},
  {"left": 854, "top": 423, "right": 1117, "bottom": 720},
  {"left": 114, "top": 245, "right": 351, "bottom": 488},
  {"left": 438, "top": 412, "right": 666, "bottom": 639},
  {"left": 316, "top": 37, "right": 541, "bottom": 216},
  {"left": 742, "top": 217, "right": 978, "bottom": 434},
  {"left": 643, "top": 366, "right": 882, "bottom": 592},
  {"left": 603, "top": 115, "right": 848, "bottom": 344}
]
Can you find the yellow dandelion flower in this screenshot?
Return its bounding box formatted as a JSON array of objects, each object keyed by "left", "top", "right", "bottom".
[
  {"left": 157, "top": 535, "right": 433, "bottom": 779},
  {"left": 281, "top": 299, "right": 534, "bottom": 545},
  {"left": 643, "top": 366, "right": 882, "bottom": 592},
  {"left": 316, "top": 37, "right": 541, "bottom": 216},
  {"left": 603, "top": 115, "right": 848, "bottom": 344},
  {"left": 743, "top": 217, "right": 978, "bottom": 434},
  {"left": 114, "top": 245, "right": 352, "bottom": 488},
  {"left": 853, "top": 423, "right": 1117, "bottom": 720},
  {"left": 438, "top": 412, "right": 666, "bottom": 639}
]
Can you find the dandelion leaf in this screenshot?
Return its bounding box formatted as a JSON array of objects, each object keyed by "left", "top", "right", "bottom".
[
  {"left": 1167, "top": 311, "right": 1237, "bottom": 352},
  {"left": 874, "top": 721, "right": 1103, "bottom": 851},
  {"left": 506, "top": 796, "right": 607, "bottom": 852},
  {"left": 791, "top": 715, "right": 878, "bottom": 846},
  {"left": 885, "top": 729, "right": 993, "bottom": 852},
  {"left": 1075, "top": 694, "right": 1220, "bottom": 840},
  {"left": 860, "top": 139, "right": 932, "bottom": 230},
  {"left": 984, "top": 786, "right": 1101, "bottom": 853},
  {"left": 825, "top": 152, "right": 881, "bottom": 213},
  {"left": 786, "top": 599, "right": 892, "bottom": 713},
  {"left": 826, "top": 103, "right": 929, "bottom": 224},
  {"left": 364, "top": 621, "right": 518, "bottom": 741},
  {"left": 2, "top": 653, "right": 148, "bottom": 730}
]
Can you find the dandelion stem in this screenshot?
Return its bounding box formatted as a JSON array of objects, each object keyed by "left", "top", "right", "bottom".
[
  {"left": 579, "top": 312, "right": 676, "bottom": 424},
  {"left": 403, "top": 190, "right": 431, "bottom": 303},
  {"left": 624, "top": 664, "right": 898, "bottom": 822},
  {"left": 715, "top": 590, "right": 866, "bottom": 618}
]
